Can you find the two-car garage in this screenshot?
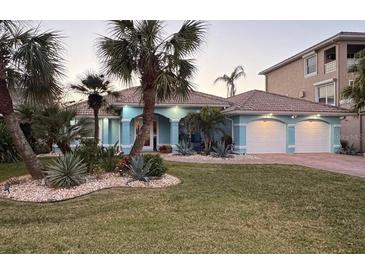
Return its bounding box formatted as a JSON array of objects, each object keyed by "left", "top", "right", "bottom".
[{"left": 246, "top": 119, "right": 330, "bottom": 154}]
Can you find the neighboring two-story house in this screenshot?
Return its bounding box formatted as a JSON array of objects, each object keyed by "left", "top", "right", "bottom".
[{"left": 259, "top": 32, "right": 365, "bottom": 152}]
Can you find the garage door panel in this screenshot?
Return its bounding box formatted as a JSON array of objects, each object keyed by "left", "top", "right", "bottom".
[
  {"left": 295, "top": 121, "right": 330, "bottom": 153},
  {"left": 247, "top": 120, "right": 286, "bottom": 154}
]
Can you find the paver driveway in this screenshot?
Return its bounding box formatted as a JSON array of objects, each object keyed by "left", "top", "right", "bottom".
[
  {"left": 163, "top": 153, "right": 365, "bottom": 178},
  {"left": 251, "top": 153, "right": 365, "bottom": 178}
]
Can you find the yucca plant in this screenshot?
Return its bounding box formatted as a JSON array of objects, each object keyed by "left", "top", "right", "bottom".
[
  {"left": 128, "top": 155, "right": 152, "bottom": 182},
  {"left": 46, "top": 153, "right": 87, "bottom": 188},
  {"left": 211, "top": 141, "right": 232, "bottom": 158},
  {"left": 175, "top": 139, "right": 195, "bottom": 156}
]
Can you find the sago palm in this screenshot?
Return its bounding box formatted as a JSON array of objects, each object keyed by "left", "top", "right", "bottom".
[
  {"left": 214, "top": 65, "right": 246, "bottom": 97},
  {"left": 0, "top": 20, "right": 65, "bottom": 179},
  {"left": 97, "top": 20, "right": 207, "bottom": 156},
  {"left": 342, "top": 49, "right": 365, "bottom": 112},
  {"left": 70, "top": 72, "right": 112, "bottom": 141}
]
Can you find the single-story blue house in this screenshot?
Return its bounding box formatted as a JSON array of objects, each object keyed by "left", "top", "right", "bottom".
[{"left": 73, "top": 87, "right": 353, "bottom": 154}]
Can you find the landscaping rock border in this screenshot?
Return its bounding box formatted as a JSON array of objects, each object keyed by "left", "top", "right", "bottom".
[
  {"left": 162, "top": 153, "right": 259, "bottom": 164},
  {"left": 0, "top": 173, "right": 180, "bottom": 203}
]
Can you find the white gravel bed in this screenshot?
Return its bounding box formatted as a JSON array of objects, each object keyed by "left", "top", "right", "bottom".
[
  {"left": 162, "top": 153, "right": 259, "bottom": 164},
  {"left": 0, "top": 173, "right": 180, "bottom": 203}
]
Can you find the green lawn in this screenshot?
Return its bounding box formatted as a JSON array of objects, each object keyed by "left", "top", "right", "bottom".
[{"left": 0, "top": 161, "right": 364, "bottom": 253}]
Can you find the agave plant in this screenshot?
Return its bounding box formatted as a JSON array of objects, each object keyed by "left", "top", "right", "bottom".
[
  {"left": 46, "top": 153, "right": 88, "bottom": 188},
  {"left": 128, "top": 155, "right": 152, "bottom": 182},
  {"left": 211, "top": 141, "right": 232, "bottom": 158},
  {"left": 175, "top": 139, "right": 195, "bottom": 156}
]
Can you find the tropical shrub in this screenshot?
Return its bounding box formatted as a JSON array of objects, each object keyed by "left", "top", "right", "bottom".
[
  {"left": 46, "top": 153, "right": 87, "bottom": 188},
  {"left": 0, "top": 121, "right": 19, "bottom": 163},
  {"left": 143, "top": 154, "right": 167, "bottom": 177},
  {"left": 175, "top": 139, "right": 195, "bottom": 156},
  {"left": 74, "top": 139, "right": 101, "bottom": 172},
  {"left": 117, "top": 156, "right": 131, "bottom": 175},
  {"left": 99, "top": 142, "right": 121, "bottom": 172},
  {"left": 337, "top": 140, "right": 359, "bottom": 156},
  {"left": 211, "top": 141, "right": 232, "bottom": 158},
  {"left": 128, "top": 155, "right": 152, "bottom": 182},
  {"left": 184, "top": 106, "right": 226, "bottom": 154}
]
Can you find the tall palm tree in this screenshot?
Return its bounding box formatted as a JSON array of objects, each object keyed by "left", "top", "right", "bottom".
[
  {"left": 0, "top": 21, "right": 64, "bottom": 179},
  {"left": 70, "top": 72, "right": 112, "bottom": 141},
  {"left": 97, "top": 20, "right": 207, "bottom": 156},
  {"left": 214, "top": 65, "right": 246, "bottom": 97},
  {"left": 342, "top": 49, "right": 365, "bottom": 112}
]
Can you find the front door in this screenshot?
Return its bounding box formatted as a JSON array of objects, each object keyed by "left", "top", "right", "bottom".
[{"left": 134, "top": 117, "right": 154, "bottom": 150}]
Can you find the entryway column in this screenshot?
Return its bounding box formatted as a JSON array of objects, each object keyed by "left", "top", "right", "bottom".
[
  {"left": 233, "top": 123, "right": 246, "bottom": 154},
  {"left": 170, "top": 119, "right": 179, "bottom": 151},
  {"left": 121, "top": 118, "right": 131, "bottom": 154},
  {"left": 287, "top": 124, "right": 295, "bottom": 153},
  {"left": 102, "top": 118, "right": 109, "bottom": 146}
]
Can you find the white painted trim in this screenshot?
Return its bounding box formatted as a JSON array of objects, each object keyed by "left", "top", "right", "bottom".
[
  {"left": 313, "top": 78, "right": 336, "bottom": 86},
  {"left": 113, "top": 103, "right": 230, "bottom": 108},
  {"left": 121, "top": 144, "right": 132, "bottom": 148},
  {"left": 169, "top": 119, "right": 180, "bottom": 123},
  {"left": 234, "top": 145, "right": 247, "bottom": 149},
  {"left": 333, "top": 144, "right": 341, "bottom": 147},
  {"left": 121, "top": 118, "right": 131, "bottom": 122},
  {"left": 223, "top": 110, "right": 356, "bottom": 116},
  {"left": 288, "top": 124, "right": 295, "bottom": 127},
  {"left": 302, "top": 51, "right": 316, "bottom": 59},
  {"left": 333, "top": 124, "right": 342, "bottom": 128},
  {"left": 288, "top": 145, "right": 295, "bottom": 148},
  {"left": 233, "top": 123, "right": 247, "bottom": 127}
]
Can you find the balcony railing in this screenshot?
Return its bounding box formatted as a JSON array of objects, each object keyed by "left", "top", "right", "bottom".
[{"left": 324, "top": 60, "right": 336, "bottom": 74}]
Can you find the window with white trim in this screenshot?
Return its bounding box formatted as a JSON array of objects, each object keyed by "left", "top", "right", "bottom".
[
  {"left": 304, "top": 54, "right": 317, "bottom": 76},
  {"left": 317, "top": 82, "right": 335, "bottom": 105}
]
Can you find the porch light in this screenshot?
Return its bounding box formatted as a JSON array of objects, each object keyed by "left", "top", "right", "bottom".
[
  {"left": 269, "top": 113, "right": 273, "bottom": 116},
  {"left": 291, "top": 115, "right": 297, "bottom": 119},
  {"left": 316, "top": 114, "right": 321, "bottom": 117}
]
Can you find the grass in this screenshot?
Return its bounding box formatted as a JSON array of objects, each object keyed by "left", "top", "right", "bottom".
[{"left": 0, "top": 160, "right": 364, "bottom": 253}]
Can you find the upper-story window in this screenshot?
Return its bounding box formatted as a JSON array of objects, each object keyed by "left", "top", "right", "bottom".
[
  {"left": 317, "top": 82, "right": 335, "bottom": 105},
  {"left": 304, "top": 54, "right": 317, "bottom": 77}
]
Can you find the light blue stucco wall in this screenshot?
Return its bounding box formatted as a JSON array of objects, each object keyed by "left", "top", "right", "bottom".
[
  {"left": 97, "top": 107, "right": 342, "bottom": 155},
  {"left": 119, "top": 106, "right": 202, "bottom": 154},
  {"left": 230, "top": 114, "right": 342, "bottom": 154}
]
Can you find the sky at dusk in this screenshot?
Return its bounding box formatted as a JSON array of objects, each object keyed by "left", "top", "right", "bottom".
[{"left": 36, "top": 20, "right": 365, "bottom": 102}]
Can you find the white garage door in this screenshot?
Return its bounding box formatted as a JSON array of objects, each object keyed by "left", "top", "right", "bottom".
[
  {"left": 295, "top": 121, "right": 330, "bottom": 153},
  {"left": 247, "top": 120, "right": 286, "bottom": 153}
]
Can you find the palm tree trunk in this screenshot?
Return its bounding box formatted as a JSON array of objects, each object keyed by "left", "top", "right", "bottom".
[
  {"left": 0, "top": 79, "right": 44, "bottom": 179},
  {"left": 93, "top": 108, "right": 100, "bottom": 142},
  {"left": 129, "top": 89, "right": 156, "bottom": 156}
]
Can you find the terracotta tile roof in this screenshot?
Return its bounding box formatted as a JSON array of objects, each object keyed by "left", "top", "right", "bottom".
[
  {"left": 224, "top": 90, "right": 353, "bottom": 115},
  {"left": 71, "top": 91, "right": 121, "bottom": 117},
  {"left": 113, "top": 87, "right": 230, "bottom": 107},
  {"left": 73, "top": 87, "right": 230, "bottom": 116},
  {"left": 72, "top": 87, "right": 353, "bottom": 117}
]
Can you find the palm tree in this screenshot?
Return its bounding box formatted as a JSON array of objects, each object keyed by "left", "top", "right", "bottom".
[
  {"left": 184, "top": 106, "right": 225, "bottom": 154},
  {"left": 0, "top": 21, "right": 64, "bottom": 179},
  {"left": 214, "top": 65, "right": 246, "bottom": 97},
  {"left": 97, "top": 20, "right": 207, "bottom": 156},
  {"left": 32, "top": 105, "right": 92, "bottom": 154},
  {"left": 70, "top": 72, "right": 112, "bottom": 141},
  {"left": 342, "top": 49, "right": 365, "bottom": 112}
]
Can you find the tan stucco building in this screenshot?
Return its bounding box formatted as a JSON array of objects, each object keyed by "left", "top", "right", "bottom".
[{"left": 259, "top": 32, "right": 365, "bottom": 152}]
